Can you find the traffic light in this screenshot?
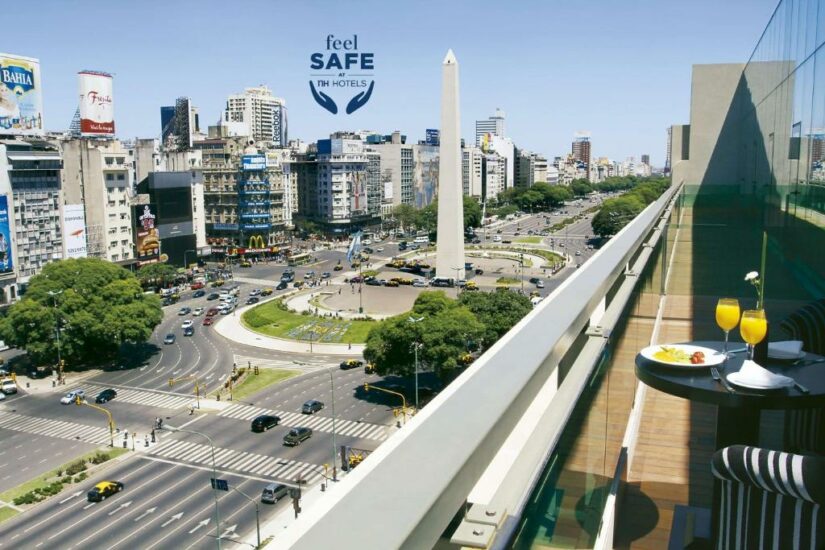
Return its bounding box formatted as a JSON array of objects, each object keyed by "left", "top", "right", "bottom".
[
  {"left": 168, "top": 378, "right": 174, "bottom": 388},
  {"left": 364, "top": 383, "right": 370, "bottom": 392},
  {"left": 75, "top": 396, "right": 82, "bottom": 406}
]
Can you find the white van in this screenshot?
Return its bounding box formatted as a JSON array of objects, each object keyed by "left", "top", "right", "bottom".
[{"left": 414, "top": 236, "right": 429, "bottom": 244}]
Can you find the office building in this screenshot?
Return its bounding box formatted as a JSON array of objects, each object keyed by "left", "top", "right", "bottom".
[
  {"left": 571, "top": 133, "right": 591, "bottom": 178},
  {"left": 475, "top": 108, "right": 505, "bottom": 146},
  {"left": 223, "top": 86, "right": 287, "bottom": 147},
  {"left": 60, "top": 138, "right": 134, "bottom": 263},
  {"left": 160, "top": 97, "right": 200, "bottom": 151},
  {"left": 481, "top": 153, "right": 507, "bottom": 199},
  {"left": 462, "top": 146, "right": 483, "bottom": 198},
  {"left": 0, "top": 138, "right": 64, "bottom": 302},
  {"left": 370, "top": 132, "right": 414, "bottom": 206}
]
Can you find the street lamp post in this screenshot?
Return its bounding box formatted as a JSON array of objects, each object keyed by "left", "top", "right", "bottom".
[
  {"left": 519, "top": 253, "right": 525, "bottom": 294},
  {"left": 326, "top": 368, "right": 338, "bottom": 481},
  {"left": 451, "top": 266, "right": 462, "bottom": 292},
  {"left": 48, "top": 290, "right": 63, "bottom": 383},
  {"left": 230, "top": 486, "right": 260, "bottom": 549},
  {"left": 168, "top": 426, "right": 222, "bottom": 549},
  {"left": 407, "top": 316, "right": 424, "bottom": 410}
]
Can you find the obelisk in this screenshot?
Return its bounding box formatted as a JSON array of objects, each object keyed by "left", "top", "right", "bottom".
[{"left": 436, "top": 49, "right": 465, "bottom": 281}]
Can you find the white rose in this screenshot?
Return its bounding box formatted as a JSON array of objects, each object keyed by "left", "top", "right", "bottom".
[{"left": 745, "top": 271, "right": 759, "bottom": 282}]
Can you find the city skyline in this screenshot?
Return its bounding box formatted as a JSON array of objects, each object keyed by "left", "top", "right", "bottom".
[{"left": 8, "top": 0, "right": 776, "bottom": 165}]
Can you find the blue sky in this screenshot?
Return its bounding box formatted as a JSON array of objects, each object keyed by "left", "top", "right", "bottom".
[{"left": 8, "top": 0, "right": 777, "bottom": 166}]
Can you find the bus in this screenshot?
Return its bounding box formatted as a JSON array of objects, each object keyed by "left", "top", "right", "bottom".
[{"left": 288, "top": 252, "right": 312, "bottom": 266}]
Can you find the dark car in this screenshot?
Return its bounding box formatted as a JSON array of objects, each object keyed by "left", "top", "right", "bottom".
[
  {"left": 161, "top": 298, "right": 173, "bottom": 307},
  {"left": 206, "top": 307, "right": 220, "bottom": 317},
  {"left": 293, "top": 281, "right": 304, "bottom": 288},
  {"left": 95, "top": 388, "right": 117, "bottom": 404},
  {"left": 261, "top": 483, "right": 288, "bottom": 504},
  {"left": 246, "top": 297, "right": 260, "bottom": 305},
  {"left": 398, "top": 242, "right": 408, "bottom": 251},
  {"left": 193, "top": 290, "right": 206, "bottom": 298},
  {"left": 207, "top": 293, "right": 220, "bottom": 301},
  {"left": 529, "top": 277, "right": 540, "bottom": 284},
  {"left": 276, "top": 281, "right": 288, "bottom": 290},
  {"left": 251, "top": 415, "right": 281, "bottom": 432},
  {"left": 283, "top": 427, "right": 312, "bottom": 446},
  {"left": 474, "top": 268, "right": 484, "bottom": 275},
  {"left": 321, "top": 272, "right": 331, "bottom": 279},
  {"left": 301, "top": 400, "right": 324, "bottom": 414},
  {"left": 339, "top": 359, "right": 364, "bottom": 370},
  {"left": 281, "top": 272, "right": 295, "bottom": 282},
  {"left": 87, "top": 481, "right": 123, "bottom": 502},
  {"left": 365, "top": 278, "right": 382, "bottom": 286},
  {"left": 203, "top": 317, "right": 214, "bottom": 326},
  {"left": 183, "top": 326, "right": 194, "bottom": 337},
  {"left": 163, "top": 333, "right": 176, "bottom": 345}
]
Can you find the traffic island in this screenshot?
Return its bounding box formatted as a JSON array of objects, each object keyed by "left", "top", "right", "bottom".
[{"left": 215, "top": 366, "right": 300, "bottom": 402}]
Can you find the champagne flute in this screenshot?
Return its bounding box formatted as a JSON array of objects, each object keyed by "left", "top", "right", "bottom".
[
  {"left": 740, "top": 309, "right": 768, "bottom": 362},
  {"left": 715, "top": 298, "right": 740, "bottom": 358}
]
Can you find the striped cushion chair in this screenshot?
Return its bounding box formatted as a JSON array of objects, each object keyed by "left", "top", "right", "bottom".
[
  {"left": 711, "top": 445, "right": 825, "bottom": 550},
  {"left": 781, "top": 299, "right": 825, "bottom": 454}
]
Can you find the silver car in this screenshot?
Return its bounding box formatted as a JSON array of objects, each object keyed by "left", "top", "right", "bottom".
[{"left": 60, "top": 389, "right": 85, "bottom": 405}]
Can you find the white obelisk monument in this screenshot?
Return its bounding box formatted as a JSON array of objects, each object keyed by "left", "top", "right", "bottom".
[{"left": 436, "top": 50, "right": 465, "bottom": 281}]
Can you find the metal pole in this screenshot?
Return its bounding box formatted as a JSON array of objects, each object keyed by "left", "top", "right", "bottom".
[
  {"left": 328, "top": 368, "right": 337, "bottom": 481},
  {"left": 230, "top": 486, "right": 260, "bottom": 549},
  {"left": 414, "top": 343, "right": 419, "bottom": 410},
  {"left": 520, "top": 254, "right": 524, "bottom": 294}
]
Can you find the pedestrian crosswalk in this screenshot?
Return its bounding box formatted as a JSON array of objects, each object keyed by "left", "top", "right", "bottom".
[
  {"left": 0, "top": 410, "right": 111, "bottom": 445},
  {"left": 219, "top": 403, "right": 389, "bottom": 442},
  {"left": 72, "top": 384, "right": 194, "bottom": 410},
  {"left": 233, "top": 354, "right": 333, "bottom": 371},
  {"left": 148, "top": 439, "right": 324, "bottom": 484}
]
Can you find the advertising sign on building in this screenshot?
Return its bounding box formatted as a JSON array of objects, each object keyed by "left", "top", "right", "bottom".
[
  {"left": 62, "top": 204, "right": 88, "bottom": 259},
  {"left": 0, "top": 196, "right": 13, "bottom": 274},
  {"left": 78, "top": 71, "right": 115, "bottom": 136},
  {"left": 242, "top": 155, "right": 267, "bottom": 171},
  {"left": 134, "top": 204, "right": 160, "bottom": 266},
  {"left": 0, "top": 53, "right": 43, "bottom": 135},
  {"left": 425, "top": 129, "right": 439, "bottom": 146}
]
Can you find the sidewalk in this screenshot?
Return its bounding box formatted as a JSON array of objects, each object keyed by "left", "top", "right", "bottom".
[
  {"left": 15, "top": 368, "right": 102, "bottom": 396},
  {"left": 213, "top": 301, "right": 364, "bottom": 356}
]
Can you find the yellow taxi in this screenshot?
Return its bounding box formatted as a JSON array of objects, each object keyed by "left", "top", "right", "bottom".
[
  {"left": 333, "top": 264, "right": 343, "bottom": 271},
  {"left": 87, "top": 480, "right": 124, "bottom": 502},
  {"left": 261, "top": 288, "right": 273, "bottom": 296}
]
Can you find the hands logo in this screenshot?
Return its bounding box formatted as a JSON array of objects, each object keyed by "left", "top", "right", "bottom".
[{"left": 309, "top": 34, "right": 375, "bottom": 115}]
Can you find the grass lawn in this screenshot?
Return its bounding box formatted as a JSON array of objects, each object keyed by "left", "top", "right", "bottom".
[
  {"left": 242, "top": 299, "right": 376, "bottom": 344},
  {"left": 496, "top": 277, "right": 521, "bottom": 286},
  {"left": 0, "top": 506, "right": 18, "bottom": 524},
  {"left": 515, "top": 236, "right": 543, "bottom": 244},
  {"left": 232, "top": 368, "right": 301, "bottom": 401},
  {"left": 0, "top": 447, "right": 128, "bottom": 504}
]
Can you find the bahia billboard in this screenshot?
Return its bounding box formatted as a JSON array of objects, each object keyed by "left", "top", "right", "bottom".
[
  {"left": 62, "top": 204, "right": 88, "bottom": 259},
  {"left": 0, "top": 195, "right": 14, "bottom": 273},
  {"left": 78, "top": 70, "right": 115, "bottom": 136},
  {"left": 0, "top": 53, "right": 43, "bottom": 136}
]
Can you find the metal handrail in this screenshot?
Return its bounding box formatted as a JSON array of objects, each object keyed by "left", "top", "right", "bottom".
[{"left": 278, "top": 184, "right": 682, "bottom": 550}]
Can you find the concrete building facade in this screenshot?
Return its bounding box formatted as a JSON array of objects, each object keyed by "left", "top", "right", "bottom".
[{"left": 223, "top": 86, "right": 287, "bottom": 147}]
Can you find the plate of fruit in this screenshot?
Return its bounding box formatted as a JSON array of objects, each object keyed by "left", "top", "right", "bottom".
[{"left": 639, "top": 344, "right": 724, "bottom": 368}]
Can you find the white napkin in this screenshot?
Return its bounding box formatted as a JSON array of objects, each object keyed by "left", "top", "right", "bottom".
[
  {"left": 768, "top": 340, "right": 804, "bottom": 359},
  {"left": 735, "top": 359, "right": 794, "bottom": 388}
]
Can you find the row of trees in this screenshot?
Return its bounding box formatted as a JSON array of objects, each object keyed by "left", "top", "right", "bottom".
[
  {"left": 363, "top": 289, "right": 533, "bottom": 381},
  {"left": 393, "top": 195, "right": 482, "bottom": 236},
  {"left": 591, "top": 177, "right": 670, "bottom": 237},
  {"left": 0, "top": 259, "right": 163, "bottom": 367}
]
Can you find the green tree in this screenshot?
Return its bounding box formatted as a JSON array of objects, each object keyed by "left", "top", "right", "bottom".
[
  {"left": 393, "top": 204, "right": 419, "bottom": 231},
  {"left": 458, "top": 289, "right": 533, "bottom": 350},
  {"left": 591, "top": 195, "right": 646, "bottom": 237},
  {"left": 364, "top": 291, "right": 484, "bottom": 380},
  {"left": 0, "top": 258, "right": 163, "bottom": 368},
  {"left": 570, "top": 179, "right": 593, "bottom": 197},
  {"left": 136, "top": 263, "right": 178, "bottom": 289},
  {"left": 463, "top": 196, "right": 482, "bottom": 228}
]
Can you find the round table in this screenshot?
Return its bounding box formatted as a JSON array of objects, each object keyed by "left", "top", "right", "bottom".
[{"left": 635, "top": 341, "right": 825, "bottom": 448}]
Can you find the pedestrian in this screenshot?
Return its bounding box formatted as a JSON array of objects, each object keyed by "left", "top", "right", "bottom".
[
  {"left": 189, "top": 404, "right": 195, "bottom": 415},
  {"left": 338, "top": 288, "right": 341, "bottom": 295}
]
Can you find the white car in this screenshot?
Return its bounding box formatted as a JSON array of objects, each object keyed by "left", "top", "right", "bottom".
[
  {"left": 249, "top": 289, "right": 261, "bottom": 297},
  {"left": 192, "top": 307, "right": 204, "bottom": 316},
  {"left": 412, "top": 279, "right": 427, "bottom": 288},
  {"left": 1, "top": 379, "right": 17, "bottom": 395},
  {"left": 0, "top": 392, "right": 4, "bottom": 401},
  {"left": 376, "top": 247, "right": 384, "bottom": 252},
  {"left": 181, "top": 320, "right": 194, "bottom": 329},
  {"left": 60, "top": 389, "right": 84, "bottom": 404}
]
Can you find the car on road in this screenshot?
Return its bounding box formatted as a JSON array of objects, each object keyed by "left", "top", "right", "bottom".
[
  {"left": 409, "top": 244, "right": 420, "bottom": 250},
  {"left": 302, "top": 400, "right": 324, "bottom": 414},
  {"left": 206, "top": 307, "right": 220, "bottom": 317},
  {"left": 251, "top": 415, "right": 281, "bottom": 432},
  {"left": 95, "top": 388, "right": 117, "bottom": 404},
  {"left": 1, "top": 379, "right": 17, "bottom": 395},
  {"left": 192, "top": 307, "right": 204, "bottom": 316},
  {"left": 249, "top": 289, "right": 262, "bottom": 296},
  {"left": 276, "top": 281, "right": 288, "bottom": 290},
  {"left": 0, "top": 392, "right": 5, "bottom": 401},
  {"left": 261, "top": 483, "right": 288, "bottom": 504},
  {"left": 203, "top": 317, "right": 214, "bottom": 326},
  {"left": 321, "top": 272, "right": 331, "bottom": 279},
  {"left": 376, "top": 247, "right": 384, "bottom": 252},
  {"left": 183, "top": 326, "right": 194, "bottom": 337},
  {"left": 246, "top": 297, "right": 260, "bottom": 305},
  {"left": 193, "top": 290, "right": 206, "bottom": 298},
  {"left": 283, "top": 427, "right": 313, "bottom": 446},
  {"left": 576, "top": 250, "right": 582, "bottom": 256},
  {"left": 240, "top": 261, "right": 252, "bottom": 268},
  {"left": 340, "top": 359, "right": 363, "bottom": 370},
  {"left": 493, "top": 235, "right": 502, "bottom": 242},
  {"left": 178, "top": 307, "right": 191, "bottom": 316},
  {"left": 385, "top": 280, "right": 399, "bottom": 287},
  {"left": 87, "top": 480, "right": 123, "bottom": 502},
  {"left": 529, "top": 277, "right": 540, "bottom": 284},
  {"left": 333, "top": 264, "right": 343, "bottom": 271},
  {"left": 474, "top": 268, "right": 484, "bottom": 275},
  {"left": 219, "top": 304, "right": 234, "bottom": 315},
  {"left": 60, "top": 389, "right": 85, "bottom": 404},
  {"left": 412, "top": 278, "right": 427, "bottom": 287},
  {"left": 293, "top": 281, "right": 304, "bottom": 289},
  {"left": 281, "top": 272, "right": 295, "bottom": 282},
  {"left": 536, "top": 280, "right": 545, "bottom": 289},
  {"left": 304, "top": 271, "right": 315, "bottom": 279},
  {"left": 365, "top": 277, "right": 381, "bottom": 286},
  {"left": 181, "top": 320, "right": 194, "bottom": 329},
  {"left": 163, "top": 333, "right": 176, "bottom": 345},
  {"left": 261, "top": 288, "right": 273, "bottom": 296},
  {"left": 207, "top": 293, "right": 220, "bottom": 301}
]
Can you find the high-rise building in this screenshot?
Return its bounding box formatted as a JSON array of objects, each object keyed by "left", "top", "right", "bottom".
[
  {"left": 370, "top": 132, "right": 414, "bottom": 206},
  {"left": 462, "top": 146, "right": 483, "bottom": 198},
  {"left": 136, "top": 171, "right": 200, "bottom": 267},
  {"left": 572, "top": 133, "right": 592, "bottom": 178},
  {"left": 0, "top": 139, "right": 64, "bottom": 302},
  {"left": 475, "top": 108, "right": 505, "bottom": 146},
  {"left": 641, "top": 154, "right": 650, "bottom": 166},
  {"left": 60, "top": 139, "right": 134, "bottom": 264},
  {"left": 223, "top": 86, "right": 287, "bottom": 147},
  {"left": 482, "top": 153, "right": 507, "bottom": 200},
  {"left": 160, "top": 97, "right": 200, "bottom": 151}
]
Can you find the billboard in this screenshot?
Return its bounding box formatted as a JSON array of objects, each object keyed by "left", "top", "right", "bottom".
[
  {"left": 242, "top": 155, "right": 267, "bottom": 171},
  {"left": 134, "top": 204, "right": 160, "bottom": 266},
  {"left": 0, "top": 196, "right": 13, "bottom": 274},
  {"left": 78, "top": 71, "right": 115, "bottom": 136},
  {"left": 0, "top": 53, "right": 43, "bottom": 135},
  {"left": 63, "top": 204, "right": 88, "bottom": 259}
]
